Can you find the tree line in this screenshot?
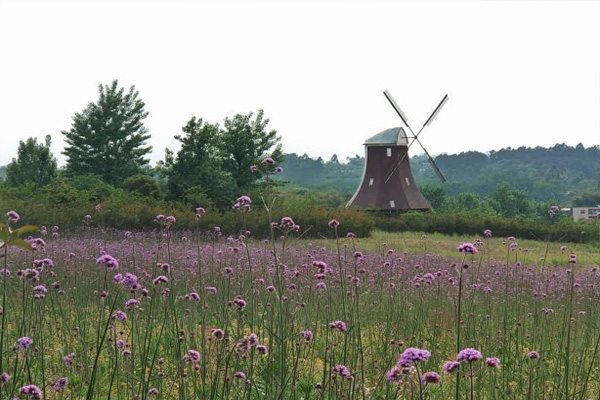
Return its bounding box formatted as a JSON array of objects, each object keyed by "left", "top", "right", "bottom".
[
  {"left": 1, "top": 79, "right": 599, "bottom": 226},
  {"left": 2, "top": 80, "right": 282, "bottom": 210}
]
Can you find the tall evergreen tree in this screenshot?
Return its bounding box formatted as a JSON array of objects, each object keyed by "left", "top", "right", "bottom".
[
  {"left": 6, "top": 135, "right": 57, "bottom": 187},
  {"left": 62, "top": 80, "right": 152, "bottom": 185}
]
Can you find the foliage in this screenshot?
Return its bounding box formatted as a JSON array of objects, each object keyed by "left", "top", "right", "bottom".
[
  {"left": 163, "top": 111, "right": 282, "bottom": 209},
  {"left": 278, "top": 144, "right": 600, "bottom": 206},
  {"left": 220, "top": 109, "right": 282, "bottom": 190},
  {"left": 572, "top": 190, "right": 600, "bottom": 207},
  {"left": 164, "top": 117, "right": 235, "bottom": 209},
  {"left": 62, "top": 80, "right": 152, "bottom": 186},
  {"left": 6, "top": 135, "right": 57, "bottom": 187},
  {"left": 121, "top": 175, "right": 161, "bottom": 199}
]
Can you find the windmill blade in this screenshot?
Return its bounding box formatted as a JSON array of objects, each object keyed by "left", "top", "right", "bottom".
[
  {"left": 423, "top": 94, "right": 449, "bottom": 127},
  {"left": 383, "top": 90, "right": 411, "bottom": 130},
  {"left": 414, "top": 136, "right": 446, "bottom": 182}
]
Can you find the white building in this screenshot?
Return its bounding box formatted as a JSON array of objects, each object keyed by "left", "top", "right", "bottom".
[{"left": 572, "top": 206, "right": 600, "bottom": 221}]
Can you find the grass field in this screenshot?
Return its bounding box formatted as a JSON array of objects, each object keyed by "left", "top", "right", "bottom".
[{"left": 1, "top": 213, "right": 599, "bottom": 399}]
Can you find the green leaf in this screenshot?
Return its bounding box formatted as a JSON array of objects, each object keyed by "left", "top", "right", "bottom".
[
  {"left": 0, "top": 231, "right": 7, "bottom": 242},
  {"left": 11, "top": 225, "right": 39, "bottom": 238},
  {"left": 7, "top": 238, "right": 34, "bottom": 251},
  {"left": 0, "top": 222, "right": 7, "bottom": 229}
]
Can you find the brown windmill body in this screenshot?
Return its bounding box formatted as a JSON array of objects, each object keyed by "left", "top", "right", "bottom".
[{"left": 347, "top": 91, "right": 449, "bottom": 211}]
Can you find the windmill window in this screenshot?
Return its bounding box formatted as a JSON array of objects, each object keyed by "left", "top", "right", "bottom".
[
  {"left": 386, "top": 148, "right": 392, "bottom": 157},
  {"left": 369, "top": 178, "right": 374, "bottom": 186},
  {"left": 390, "top": 200, "right": 396, "bottom": 208},
  {"left": 405, "top": 177, "right": 410, "bottom": 186}
]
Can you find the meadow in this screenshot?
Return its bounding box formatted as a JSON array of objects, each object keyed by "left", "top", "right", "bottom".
[{"left": 0, "top": 207, "right": 599, "bottom": 399}]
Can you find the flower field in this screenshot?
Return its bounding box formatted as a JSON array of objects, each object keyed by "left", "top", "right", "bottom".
[{"left": 1, "top": 210, "right": 599, "bottom": 399}]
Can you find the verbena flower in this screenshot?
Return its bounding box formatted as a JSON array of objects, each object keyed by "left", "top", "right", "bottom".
[
  {"left": 333, "top": 364, "right": 353, "bottom": 379},
  {"left": 457, "top": 243, "right": 478, "bottom": 254},
  {"left": 186, "top": 349, "right": 201, "bottom": 362},
  {"left": 421, "top": 371, "right": 441, "bottom": 385},
  {"left": 18, "top": 336, "right": 33, "bottom": 349},
  {"left": 443, "top": 361, "right": 460, "bottom": 373},
  {"left": 486, "top": 357, "right": 501, "bottom": 368},
  {"left": 0, "top": 372, "right": 10, "bottom": 385},
  {"left": 96, "top": 254, "right": 119, "bottom": 269},
  {"left": 385, "top": 365, "right": 403, "bottom": 384},
  {"left": 52, "top": 377, "right": 68, "bottom": 391},
  {"left": 6, "top": 210, "right": 20, "bottom": 224},
  {"left": 457, "top": 348, "right": 483, "bottom": 362},
  {"left": 398, "top": 347, "right": 431, "bottom": 367},
  {"left": 300, "top": 330, "right": 314, "bottom": 342},
  {"left": 20, "top": 384, "right": 43, "bottom": 399},
  {"left": 527, "top": 350, "right": 539, "bottom": 359},
  {"left": 329, "top": 320, "right": 347, "bottom": 332}
]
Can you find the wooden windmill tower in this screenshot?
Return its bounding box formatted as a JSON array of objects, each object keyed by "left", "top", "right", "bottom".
[{"left": 346, "top": 90, "right": 449, "bottom": 211}]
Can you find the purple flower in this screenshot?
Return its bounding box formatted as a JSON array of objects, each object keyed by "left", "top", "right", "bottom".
[
  {"left": 457, "top": 348, "right": 483, "bottom": 362},
  {"left": 166, "top": 215, "right": 176, "bottom": 225},
  {"left": 398, "top": 347, "right": 431, "bottom": 367},
  {"left": 333, "top": 364, "right": 353, "bottom": 379},
  {"left": 237, "top": 196, "right": 252, "bottom": 205},
  {"left": 186, "top": 349, "right": 201, "bottom": 362},
  {"left": 234, "top": 371, "right": 247, "bottom": 379},
  {"left": 113, "top": 310, "right": 127, "bottom": 321},
  {"left": 457, "top": 243, "right": 478, "bottom": 254},
  {"left": 6, "top": 210, "right": 20, "bottom": 224},
  {"left": 63, "top": 353, "right": 75, "bottom": 365},
  {"left": 96, "top": 254, "right": 119, "bottom": 270},
  {"left": 116, "top": 339, "right": 126, "bottom": 348},
  {"left": 300, "top": 330, "right": 314, "bottom": 342},
  {"left": 261, "top": 157, "right": 275, "bottom": 165},
  {"left": 527, "top": 350, "right": 539, "bottom": 359},
  {"left": 205, "top": 286, "right": 217, "bottom": 294},
  {"left": 18, "top": 336, "right": 33, "bottom": 349},
  {"left": 210, "top": 328, "right": 225, "bottom": 339},
  {"left": 421, "top": 371, "right": 441, "bottom": 385},
  {"left": 149, "top": 388, "right": 159, "bottom": 395},
  {"left": 33, "top": 285, "right": 47, "bottom": 294},
  {"left": 328, "top": 219, "right": 340, "bottom": 228},
  {"left": 483, "top": 229, "right": 492, "bottom": 237},
  {"left": 195, "top": 207, "right": 206, "bottom": 216},
  {"left": 124, "top": 298, "right": 140, "bottom": 308},
  {"left": 152, "top": 275, "right": 168, "bottom": 284},
  {"left": 486, "top": 357, "right": 501, "bottom": 368},
  {"left": 385, "top": 365, "right": 403, "bottom": 384},
  {"left": 52, "top": 377, "right": 68, "bottom": 391},
  {"left": 329, "top": 320, "right": 347, "bottom": 332},
  {"left": 443, "top": 361, "right": 460, "bottom": 373},
  {"left": 256, "top": 345, "right": 268, "bottom": 355},
  {"left": 20, "top": 384, "right": 43, "bottom": 399},
  {"left": 0, "top": 372, "right": 10, "bottom": 385}
]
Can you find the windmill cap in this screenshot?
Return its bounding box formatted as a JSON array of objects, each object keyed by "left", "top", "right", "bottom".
[{"left": 364, "top": 127, "right": 409, "bottom": 146}]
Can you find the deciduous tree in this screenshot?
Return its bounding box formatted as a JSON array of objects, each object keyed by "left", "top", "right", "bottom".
[{"left": 6, "top": 135, "right": 57, "bottom": 187}]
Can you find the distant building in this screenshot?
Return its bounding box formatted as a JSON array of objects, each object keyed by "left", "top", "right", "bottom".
[{"left": 572, "top": 206, "right": 600, "bottom": 221}]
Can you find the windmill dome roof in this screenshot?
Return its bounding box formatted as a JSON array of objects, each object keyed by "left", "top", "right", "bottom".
[{"left": 364, "top": 127, "right": 409, "bottom": 146}]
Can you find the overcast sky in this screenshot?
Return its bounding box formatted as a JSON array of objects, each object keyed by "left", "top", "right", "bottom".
[{"left": 0, "top": 0, "right": 598, "bottom": 167}]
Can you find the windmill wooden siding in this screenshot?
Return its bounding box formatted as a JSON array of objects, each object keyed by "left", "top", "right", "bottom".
[{"left": 347, "top": 127, "right": 432, "bottom": 211}]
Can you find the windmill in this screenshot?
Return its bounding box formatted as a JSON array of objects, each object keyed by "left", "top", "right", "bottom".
[{"left": 346, "top": 90, "right": 449, "bottom": 211}]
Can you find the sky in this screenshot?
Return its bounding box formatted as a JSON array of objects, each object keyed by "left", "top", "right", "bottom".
[{"left": 0, "top": 0, "right": 599, "bottom": 167}]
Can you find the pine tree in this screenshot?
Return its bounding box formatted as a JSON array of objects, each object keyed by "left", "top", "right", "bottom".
[{"left": 62, "top": 80, "right": 152, "bottom": 185}]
